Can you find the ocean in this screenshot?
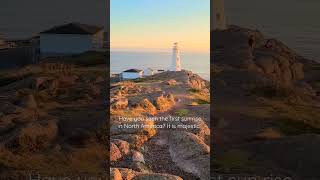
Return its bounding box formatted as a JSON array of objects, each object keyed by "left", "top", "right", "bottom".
[
  {"left": 225, "top": 0, "right": 320, "bottom": 62},
  {"left": 111, "top": 51, "right": 210, "bottom": 80}
]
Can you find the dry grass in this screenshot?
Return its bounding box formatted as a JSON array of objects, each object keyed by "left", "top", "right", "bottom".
[
  {"left": 215, "top": 149, "right": 257, "bottom": 173},
  {"left": 0, "top": 61, "right": 108, "bottom": 178},
  {"left": 255, "top": 128, "right": 283, "bottom": 140},
  {"left": 0, "top": 144, "right": 106, "bottom": 177},
  {"left": 190, "top": 90, "right": 210, "bottom": 104},
  {"left": 216, "top": 99, "right": 320, "bottom": 135}
]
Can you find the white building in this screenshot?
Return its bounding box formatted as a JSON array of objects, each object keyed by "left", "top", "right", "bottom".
[
  {"left": 170, "top": 42, "right": 182, "bottom": 71},
  {"left": 144, "top": 68, "right": 156, "bottom": 76},
  {"left": 121, "top": 69, "right": 144, "bottom": 80},
  {"left": 212, "top": 0, "right": 227, "bottom": 30},
  {"left": 39, "top": 23, "right": 104, "bottom": 55}
]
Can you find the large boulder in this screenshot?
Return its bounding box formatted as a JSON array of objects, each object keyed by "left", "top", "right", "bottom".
[
  {"left": 255, "top": 56, "right": 276, "bottom": 74},
  {"left": 169, "top": 131, "right": 209, "bottom": 161},
  {"left": 110, "top": 142, "right": 122, "bottom": 162},
  {"left": 188, "top": 75, "right": 208, "bottom": 90},
  {"left": 112, "top": 139, "right": 130, "bottom": 156},
  {"left": 132, "top": 150, "right": 145, "bottom": 164},
  {"left": 112, "top": 134, "right": 150, "bottom": 149},
  {"left": 168, "top": 131, "right": 210, "bottom": 180}
]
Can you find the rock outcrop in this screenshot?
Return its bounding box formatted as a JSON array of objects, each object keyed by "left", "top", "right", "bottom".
[
  {"left": 212, "top": 25, "right": 317, "bottom": 101},
  {"left": 110, "top": 70, "right": 210, "bottom": 179},
  {"left": 212, "top": 25, "right": 320, "bottom": 179}
]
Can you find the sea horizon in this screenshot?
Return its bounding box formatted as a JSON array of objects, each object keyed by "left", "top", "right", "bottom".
[{"left": 111, "top": 50, "right": 210, "bottom": 80}]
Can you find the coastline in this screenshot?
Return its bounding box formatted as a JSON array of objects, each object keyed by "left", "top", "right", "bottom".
[{"left": 111, "top": 51, "right": 210, "bottom": 80}]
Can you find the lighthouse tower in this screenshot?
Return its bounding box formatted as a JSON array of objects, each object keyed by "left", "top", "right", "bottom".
[
  {"left": 212, "top": 0, "right": 227, "bottom": 30},
  {"left": 170, "top": 42, "right": 181, "bottom": 71}
]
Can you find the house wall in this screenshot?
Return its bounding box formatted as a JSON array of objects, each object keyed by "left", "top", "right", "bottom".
[
  {"left": 122, "top": 72, "right": 143, "bottom": 79},
  {"left": 40, "top": 34, "right": 93, "bottom": 54}
]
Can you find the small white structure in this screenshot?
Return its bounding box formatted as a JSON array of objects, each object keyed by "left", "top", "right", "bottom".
[
  {"left": 212, "top": 0, "right": 227, "bottom": 30},
  {"left": 39, "top": 22, "right": 104, "bottom": 55},
  {"left": 170, "top": 42, "right": 182, "bottom": 71},
  {"left": 121, "top": 69, "right": 143, "bottom": 80},
  {"left": 144, "top": 68, "right": 156, "bottom": 76}
]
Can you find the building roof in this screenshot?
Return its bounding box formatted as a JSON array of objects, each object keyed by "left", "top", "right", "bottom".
[
  {"left": 40, "top": 23, "right": 104, "bottom": 35},
  {"left": 123, "top": 69, "right": 143, "bottom": 73}
]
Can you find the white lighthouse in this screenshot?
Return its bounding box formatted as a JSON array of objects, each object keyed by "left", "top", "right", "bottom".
[
  {"left": 170, "top": 42, "right": 181, "bottom": 71},
  {"left": 212, "top": 0, "right": 227, "bottom": 30}
]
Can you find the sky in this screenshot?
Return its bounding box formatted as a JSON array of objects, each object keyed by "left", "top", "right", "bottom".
[
  {"left": 111, "top": 0, "right": 210, "bottom": 52},
  {"left": 0, "top": 0, "right": 107, "bottom": 39}
]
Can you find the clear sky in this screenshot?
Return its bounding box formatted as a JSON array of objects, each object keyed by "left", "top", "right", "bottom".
[{"left": 111, "top": 0, "right": 210, "bottom": 52}]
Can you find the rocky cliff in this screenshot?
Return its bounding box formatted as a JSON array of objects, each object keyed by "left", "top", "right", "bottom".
[
  {"left": 212, "top": 26, "right": 320, "bottom": 179},
  {"left": 110, "top": 70, "right": 211, "bottom": 180}
]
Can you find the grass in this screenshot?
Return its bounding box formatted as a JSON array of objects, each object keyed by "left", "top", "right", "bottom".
[
  {"left": 255, "top": 128, "right": 282, "bottom": 140},
  {"left": 0, "top": 61, "right": 108, "bottom": 178},
  {"left": 0, "top": 144, "right": 107, "bottom": 177},
  {"left": 175, "top": 109, "right": 189, "bottom": 117},
  {"left": 273, "top": 118, "right": 320, "bottom": 136},
  {"left": 188, "top": 88, "right": 210, "bottom": 105},
  {"left": 197, "top": 99, "right": 210, "bottom": 105},
  {"left": 42, "top": 51, "right": 107, "bottom": 66},
  {"left": 188, "top": 88, "right": 201, "bottom": 93},
  {"left": 214, "top": 149, "right": 257, "bottom": 173},
  {"left": 132, "top": 78, "right": 147, "bottom": 83},
  {"left": 249, "top": 85, "right": 294, "bottom": 98},
  {"left": 216, "top": 99, "right": 320, "bottom": 136}
]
